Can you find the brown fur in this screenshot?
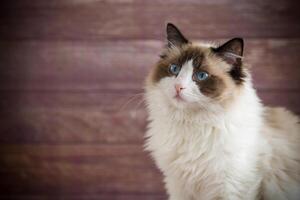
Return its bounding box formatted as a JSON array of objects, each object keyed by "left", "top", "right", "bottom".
[{"left": 150, "top": 43, "right": 244, "bottom": 101}]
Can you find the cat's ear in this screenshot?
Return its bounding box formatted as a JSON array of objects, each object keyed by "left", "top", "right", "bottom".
[
  {"left": 166, "top": 23, "right": 189, "bottom": 48},
  {"left": 213, "top": 38, "right": 244, "bottom": 66}
]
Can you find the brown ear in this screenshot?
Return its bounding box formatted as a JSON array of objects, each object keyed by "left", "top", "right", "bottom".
[
  {"left": 213, "top": 38, "right": 244, "bottom": 66},
  {"left": 166, "top": 23, "right": 189, "bottom": 48},
  {"left": 213, "top": 38, "right": 245, "bottom": 84}
]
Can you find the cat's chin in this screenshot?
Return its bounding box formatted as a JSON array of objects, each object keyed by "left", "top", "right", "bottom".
[
  {"left": 169, "top": 95, "right": 198, "bottom": 110},
  {"left": 167, "top": 96, "right": 185, "bottom": 108}
]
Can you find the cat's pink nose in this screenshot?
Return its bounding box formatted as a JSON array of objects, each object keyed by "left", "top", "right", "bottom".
[{"left": 175, "top": 84, "right": 185, "bottom": 94}]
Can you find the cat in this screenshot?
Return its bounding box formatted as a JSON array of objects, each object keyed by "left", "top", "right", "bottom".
[{"left": 144, "top": 23, "right": 300, "bottom": 200}]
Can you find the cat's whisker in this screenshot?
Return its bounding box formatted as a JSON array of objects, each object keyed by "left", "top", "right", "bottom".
[
  {"left": 130, "top": 98, "right": 148, "bottom": 118},
  {"left": 183, "top": 92, "right": 201, "bottom": 99},
  {"left": 118, "top": 92, "right": 145, "bottom": 113},
  {"left": 136, "top": 97, "right": 148, "bottom": 109}
]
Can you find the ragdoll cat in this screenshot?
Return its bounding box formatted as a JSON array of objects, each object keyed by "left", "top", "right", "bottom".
[{"left": 145, "top": 23, "right": 300, "bottom": 200}]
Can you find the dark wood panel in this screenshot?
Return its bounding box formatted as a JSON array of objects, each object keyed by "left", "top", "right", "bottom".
[
  {"left": 258, "top": 91, "right": 300, "bottom": 114},
  {"left": 1, "top": 40, "right": 300, "bottom": 92},
  {"left": 0, "top": 144, "right": 165, "bottom": 195},
  {"left": 0, "top": 0, "right": 299, "bottom": 40},
  {"left": 0, "top": 93, "right": 147, "bottom": 144},
  {"left": 246, "top": 40, "right": 300, "bottom": 90},
  {"left": 0, "top": 91, "right": 299, "bottom": 145}
]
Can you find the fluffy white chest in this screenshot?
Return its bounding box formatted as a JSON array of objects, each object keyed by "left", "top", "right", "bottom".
[{"left": 146, "top": 116, "right": 262, "bottom": 199}]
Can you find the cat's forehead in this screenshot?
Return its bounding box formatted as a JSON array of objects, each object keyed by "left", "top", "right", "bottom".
[
  {"left": 167, "top": 45, "right": 209, "bottom": 67},
  {"left": 176, "top": 46, "right": 204, "bottom": 67}
]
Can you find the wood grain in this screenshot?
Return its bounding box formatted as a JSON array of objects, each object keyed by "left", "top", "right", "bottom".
[
  {"left": 1, "top": 39, "right": 300, "bottom": 92},
  {"left": 1, "top": 0, "right": 299, "bottom": 40},
  {"left": 0, "top": 144, "right": 164, "bottom": 195},
  {"left": 0, "top": 93, "right": 147, "bottom": 144}
]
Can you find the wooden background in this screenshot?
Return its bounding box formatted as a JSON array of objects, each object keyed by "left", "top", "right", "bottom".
[{"left": 0, "top": 0, "right": 300, "bottom": 199}]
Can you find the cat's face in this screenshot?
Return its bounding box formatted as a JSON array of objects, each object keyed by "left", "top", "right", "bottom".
[{"left": 146, "top": 23, "right": 247, "bottom": 111}]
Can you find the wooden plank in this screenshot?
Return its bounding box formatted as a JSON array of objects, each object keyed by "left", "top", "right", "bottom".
[
  {"left": 0, "top": 91, "right": 299, "bottom": 145},
  {"left": 0, "top": 144, "right": 165, "bottom": 195},
  {"left": 245, "top": 40, "right": 300, "bottom": 91},
  {"left": 0, "top": 0, "right": 299, "bottom": 40},
  {"left": 258, "top": 90, "right": 300, "bottom": 114},
  {"left": 0, "top": 39, "right": 299, "bottom": 92},
  {"left": 0, "top": 93, "right": 147, "bottom": 144}
]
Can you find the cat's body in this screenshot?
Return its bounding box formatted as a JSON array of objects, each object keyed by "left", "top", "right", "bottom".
[{"left": 145, "top": 24, "right": 300, "bottom": 200}]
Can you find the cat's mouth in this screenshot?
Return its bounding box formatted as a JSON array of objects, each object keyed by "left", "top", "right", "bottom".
[{"left": 174, "top": 93, "right": 186, "bottom": 102}]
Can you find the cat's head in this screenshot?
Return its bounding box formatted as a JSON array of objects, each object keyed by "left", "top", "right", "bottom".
[{"left": 146, "top": 23, "right": 248, "bottom": 112}]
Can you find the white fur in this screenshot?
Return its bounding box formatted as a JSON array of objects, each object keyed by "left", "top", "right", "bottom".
[{"left": 145, "top": 58, "right": 300, "bottom": 199}]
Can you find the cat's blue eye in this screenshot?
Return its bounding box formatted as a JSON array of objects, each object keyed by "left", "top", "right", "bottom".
[
  {"left": 195, "top": 71, "right": 209, "bottom": 81},
  {"left": 169, "top": 64, "right": 181, "bottom": 75}
]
